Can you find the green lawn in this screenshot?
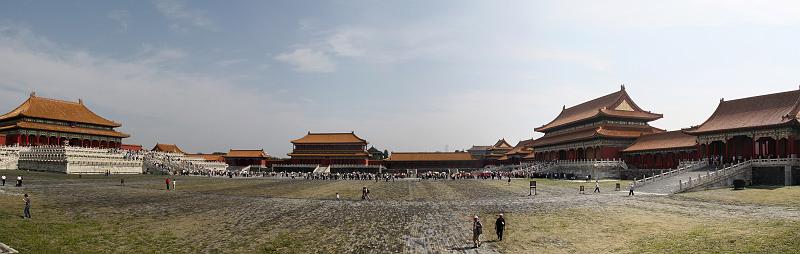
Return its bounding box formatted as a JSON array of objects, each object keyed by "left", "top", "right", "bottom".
[
  {"left": 494, "top": 207, "right": 800, "bottom": 254},
  {"left": 679, "top": 186, "right": 800, "bottom": 207}
]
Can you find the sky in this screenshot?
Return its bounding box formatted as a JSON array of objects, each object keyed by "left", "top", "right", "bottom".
[{"left": 1, "top": 1, "right": 800, "bottom": 156}]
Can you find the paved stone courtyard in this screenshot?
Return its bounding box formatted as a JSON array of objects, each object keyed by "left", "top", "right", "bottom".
[{"left": 0, "top": 170, "right": 799, "bottom": 253}]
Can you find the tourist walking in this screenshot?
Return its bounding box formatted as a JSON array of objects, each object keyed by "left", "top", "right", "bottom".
[
  {"left": 120, "top": 178, "right": 125, "bottom": 186},
  {"left": 1, "top": 175, "right": 5, "bottom": 186},
  {"left": 336, "top": 192, "right": 340, "bottom": 201},
  {"left": 507, "top": 177, "right": 511, "bottom": 185},
  {"left": 22, "top": 193, "right": 31, "bottom": 219},
  {"left": 16, "top": 176, "right": 22, "bottom": 187},
  {"left": 628, "top": 183, "right": 635, "bottom": 196},
  {"left": 361, "top": 186, "right": 367, "bottom": 200},
  {"left": 495, "top": 214, "right": 506, "bottom": 241},
  {"left": 172, "top": 178, "right": 176, "bottom": 191},
  {"left": 165, "top": 178, "right": 171, "bottom": 191},
  {"left": 593, "top": 180, "right": 600, "bottom": 193},
  {"left": 472, "top": 216, "right": 483, "bottom": 248}
]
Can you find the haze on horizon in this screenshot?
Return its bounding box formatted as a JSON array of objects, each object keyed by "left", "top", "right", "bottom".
[{"left": 1, "top": 0, "right": 800, "bottom": 156}]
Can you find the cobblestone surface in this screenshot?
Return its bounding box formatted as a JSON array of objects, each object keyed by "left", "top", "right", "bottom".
[{"left": 2, "top": 173, "right": 799, "bottom": 253}]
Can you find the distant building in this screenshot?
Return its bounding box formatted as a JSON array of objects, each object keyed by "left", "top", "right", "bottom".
[
  {"left": 367, "top": 146, "right": 387, "bottom": 160},
  {"left": 0, "top": 92, "right": 129, "bottom": 148},
  {"left": 498, "top": 139, "right": 535, "bottom": 165},
  {"left": 385, "top": 151, "right": 482, "bottom": 170},
  {"left": 482, "top": 139, "right": 514, "bottom": 164},
  {"left": 151, "top": 143, "right": 186, "bottom": 154},
  {"left": 287, "top": 132, "right": 369, "bottom": 166},
  {"left": 225, "top": 149, "right": 269, "bottom": 167},
  {"left": 467, "top": 145, "right": 492, "bottom": 160},
  {"left": 186, "top": 153, "right": 226, "bottom": 163},
  {"left": 120, "top": 144, "right": 143, "bottom": 151}
]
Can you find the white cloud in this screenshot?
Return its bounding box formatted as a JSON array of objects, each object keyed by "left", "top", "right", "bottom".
[
  {"left": 274, "top": 49, "right": 335, "bottom": 73},
  {"left": 154, "top": 0, "right": 217, "bottom": 31},
  {"left": 107, "top": 10, "right": 131, "bottom": 31},
  {"left": 542, "top": 0, "right": 800, "bottom": 28},
  {"left": 326, "top": 28, "right": 369, "bottom": 57},
  {"left": 0, "top": 24, "right": 307, "bottom": 154}
]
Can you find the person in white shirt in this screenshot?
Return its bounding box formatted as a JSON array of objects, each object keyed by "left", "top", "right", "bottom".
[
  {"left": 629, "top": 183, "right": 635, "bottom": 196},
  {"left": 1, "top": 175, "right": 5, "bottom": 186},
  {"left": 593, "top": 180, "right": 600, "bottom": 193}
]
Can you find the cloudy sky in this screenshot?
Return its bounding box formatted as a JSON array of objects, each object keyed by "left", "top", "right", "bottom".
[{"left": 1, "top": 1, "right": 800, "bottom": 156}]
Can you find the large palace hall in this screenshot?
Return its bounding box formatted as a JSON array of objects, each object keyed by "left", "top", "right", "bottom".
[{"left": 0, "top": 92, "right": 128, "bottom": 148}]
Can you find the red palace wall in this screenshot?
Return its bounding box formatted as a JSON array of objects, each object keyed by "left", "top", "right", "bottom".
[{"left": 600, "top": 147, "right": 621, "bottom": 160}]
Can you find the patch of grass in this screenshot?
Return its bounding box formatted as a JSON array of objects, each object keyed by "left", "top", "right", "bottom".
[
  {"left": 0, "top": 194, "right": 181, "bottom": 253},
  {"left": 260, "top": 231, "right": 318, "bottom": 254},
  {"left": 679, "top": 186, "right": 800, "bottom": 207},
  {"left": 634, "top": 220, "right": 800, "bottom": 254},
  {"left": 495, "top": 206, "right": 800, "bottom": 254}
]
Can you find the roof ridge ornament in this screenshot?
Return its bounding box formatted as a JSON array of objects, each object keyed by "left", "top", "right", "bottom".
[
  {"left": 30, "top": 91, "right": 36, "bottom": 97},
  {"left": 720, "top": 97, "right": 725, "bottom": 102},
  {"left": 78, "top": 99, "right": 83, "bottom": 105},
  {"left": 621, "top": 84, "right": 625, "bottom": 91}
]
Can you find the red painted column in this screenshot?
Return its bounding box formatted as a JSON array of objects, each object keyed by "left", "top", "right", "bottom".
[{"left": 724, "top": 139, "right": 729, "bottom": 163}]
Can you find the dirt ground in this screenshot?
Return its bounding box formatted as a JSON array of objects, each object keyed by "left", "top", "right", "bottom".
[{"left": 0, "top": 170, "right": 798, "bottom": 253}]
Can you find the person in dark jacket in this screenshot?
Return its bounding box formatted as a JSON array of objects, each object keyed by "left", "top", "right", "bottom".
[
  {"left": 495, "top": 214, "right": 506, "bottom": 241},
  {"left": 23, "top": 193, "right": 31, "bottom": 219}
]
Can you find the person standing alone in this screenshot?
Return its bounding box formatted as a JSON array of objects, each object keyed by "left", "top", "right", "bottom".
[
  {"left": 495, "top": 214, "right": 506, "bottom": 241},
  {"left": 22, "top": 193, "right": 31, "bottom": 219},
  {"left": 593, "top": 180, "right": 600, "bottom": 193},
  {"left": 1, "top": 175, "right": 5, "bottom": 186},
  {"left": 628, "top": 183, "right": 635, "bottom": 196},
  {"left": 472, "top": 216, "right": 483, "bottom": 248}
]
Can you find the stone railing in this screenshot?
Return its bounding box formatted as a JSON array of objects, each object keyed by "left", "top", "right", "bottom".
[
  {"left": 143, "top": 151, "right": 228, "bottom": 174},
  {"left": 548, "top": 159, "right": 628, "bottom": 170},
  {"left": 678, "top": 160, "right": 749, "bottom": 192},
  {"left": 633, "top": 159, "right": 708, "bottom": 187},
  {"left": 678, "top": 158, "right": 800, "bottom": 192},
  {"left": 19, "top": 146, "right": 143, "bottom": 174},
  {"left": 329, "top": 164, "right": 384, "bottom": 169}
]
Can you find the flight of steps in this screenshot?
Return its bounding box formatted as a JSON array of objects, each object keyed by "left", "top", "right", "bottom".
[
  {"left": 633, "top": 160, "right": 712, "bottom": 194},
  {"left": 312, "top": 165, "right": 330, "bottom": 174}
]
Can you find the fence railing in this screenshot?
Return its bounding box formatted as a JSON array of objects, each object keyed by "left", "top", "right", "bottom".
[
  {"left": 678, "top": 160, "right": 750, "bottom": 191},
  {"left": 633, "top": 159, "right": 707, "bottom": 187},
  {"left": 677, "top": 157, "right": 800, "bottom": 192}
]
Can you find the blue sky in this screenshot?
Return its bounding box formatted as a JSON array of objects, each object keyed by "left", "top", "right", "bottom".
[{"left": 1, "top": 0, "right": 800, "bottom": 156}]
